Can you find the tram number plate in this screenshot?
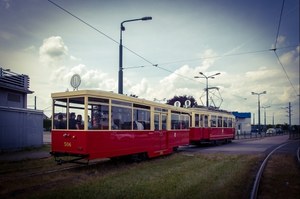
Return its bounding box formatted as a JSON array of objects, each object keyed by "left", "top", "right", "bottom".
[{"left": 64, "top": 142, "right": 72, "bottom": 147}]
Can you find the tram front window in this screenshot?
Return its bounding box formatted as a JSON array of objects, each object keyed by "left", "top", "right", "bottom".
[
  {"left": 53, "top": 97, "right": 85, "bottom": 130},
  {"left": 53, "top": 99, "right": 67, "bottom": 129}
]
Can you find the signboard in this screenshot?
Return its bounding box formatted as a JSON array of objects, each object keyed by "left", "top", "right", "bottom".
[{"left": 70, "top": 74, "right": 81, "bottom": 90}]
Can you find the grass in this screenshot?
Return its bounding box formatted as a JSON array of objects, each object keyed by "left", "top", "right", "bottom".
[
  {"left": 258, "top": 154, "right": 300, "bottom": 199},
  {"left": 30, "top": 153, "right": 261, "bottom": 199}
]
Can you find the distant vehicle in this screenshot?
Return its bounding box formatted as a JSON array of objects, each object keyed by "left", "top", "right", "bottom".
[
  {"left": 266, "top": 128, "right": 276, "bottom": 134},
  {"left": 275, "top": 128, "right": 283, "bottom": 134}
]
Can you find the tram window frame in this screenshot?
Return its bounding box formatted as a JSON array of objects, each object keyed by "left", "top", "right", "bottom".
[
  {"left": 88, "top": 97, "right": 109, "bottom": 130},
  {"left": 181, "top": 114, "right": 190, "bottom": 129},
  {"left": 162, "top": 114, "right": 167, "bottom": 130},
  {"left": 154, "top": 113, "right": 160, "bottom": 130},
  {"left": 195, "top": 114, "right": 200, "bottom": 127},
  {"left": 155, "top": 108, "right": 168, "bottom": 113},
  {"left": 223, "top": 117, "right": 228, "bottom": 127},
  {"left": 200, "top": 114, "right": 204, "bottom": 127},
  {"left": 53, "top": 99, "right": 67, "bottom": 130},
  {"left": 111, "top": 105, "right": 132, "bottom": 130},
  {"left": 133, "top": 108, "right": 150, "bottom": 130},
  {"left": 217, "top": 116, "right": 222, "bottom": 127},
  {"left": 68, "top": 97, "right": 85, "bottom": 130},
  {"left": 228, "top": 118, "right": 233, "bottom": 128},
  {"left": 171, "top": 113, "right": 180, "bottom": 130},
  {"left": 112, "top": 100, "right": 132, "bottom": 107},
  {"left": 211, "top": 115, "right": 217, "bottom": 127},
  {"left": 204, "top": 115, "right": 209, "bottom": 127}
]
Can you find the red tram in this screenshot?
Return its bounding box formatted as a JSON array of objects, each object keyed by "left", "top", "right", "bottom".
[
  {"left": 50, "top": 90, "right": 235, "bottom": 163},
  {"left": 189, "top": 108, "right": 235, "bottom": 145}
]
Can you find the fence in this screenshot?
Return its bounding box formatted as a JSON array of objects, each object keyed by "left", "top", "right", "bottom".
[{"left": 235, "top": 131, "right": 290, "bottom": 140}]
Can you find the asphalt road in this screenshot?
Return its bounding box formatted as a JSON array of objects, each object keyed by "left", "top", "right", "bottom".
[{"left": 179, "top": 135, "right": 293, "bottom": 154}]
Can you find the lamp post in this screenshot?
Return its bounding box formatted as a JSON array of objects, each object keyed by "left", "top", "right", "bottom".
[
  {"left": 251, "top": 91, "right": 267, "bottom": 134},
  {"left": 119, "top": 16, "right": 152, "bottom": 94},
  {"left": 262, "top": 105, "right": 271, "bottom": 131},
  {"left": 194, "top": 72, "right": 220, "bottom": 107}
]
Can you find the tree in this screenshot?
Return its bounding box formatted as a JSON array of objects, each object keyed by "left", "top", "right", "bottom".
[{"left": 166, "top": 95, "right": 197, "bottom": 107}]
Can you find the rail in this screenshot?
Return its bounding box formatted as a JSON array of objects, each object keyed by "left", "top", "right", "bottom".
[{"left": 250, "top": 141, "right": 297, "bottom": 199}]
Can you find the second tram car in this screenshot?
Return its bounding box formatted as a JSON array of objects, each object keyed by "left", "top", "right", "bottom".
[
  {"left": 50, "top": 89, "right": 235, "bottom": 163},
  {"left": 189, "top": 108, "right": 235, "bottom": 144}
]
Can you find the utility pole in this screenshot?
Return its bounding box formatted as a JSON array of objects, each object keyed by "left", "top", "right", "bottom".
[
  {"left": 34, "top": 96, "right": 37, "bottom": 110},
  {"left": 288, "top": 102, "right": 291, "bottom": 132}
]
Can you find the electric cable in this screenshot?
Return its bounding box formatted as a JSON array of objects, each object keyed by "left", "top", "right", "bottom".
[{"left": 271, "top": 0, "right": 298, "bottom": 96}]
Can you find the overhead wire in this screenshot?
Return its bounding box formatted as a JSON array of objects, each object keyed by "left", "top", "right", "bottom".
[
  {"left": 271, "top": 0, "right": 298, "bottom": 96},
  {"left": 47, "top": 0, "right": 157, "bottom": 68},
  {"left": 47, "top": 0, "right": 119, "bottom": 45},
  {"left": 48, "top": 0, "right": 298, "bottom": 94},
  {"left": 124, "top": 45, "right": 298, "bottom": 69},
  {"left": 273, "top": 0, "right": 285, "bottom": 50},
  {"left": 47, "top": 0, "right": 198, "bottom": 83}
]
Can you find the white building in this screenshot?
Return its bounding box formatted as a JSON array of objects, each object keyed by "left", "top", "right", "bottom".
[
  {"left": 0, "top": 67, "right": 43, "bottom": 151},
  {"left": 232, "top": 112, "right": 251, "bottom": 134}
]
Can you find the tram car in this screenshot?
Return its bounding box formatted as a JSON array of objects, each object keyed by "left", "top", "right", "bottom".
[
  {"left": 189, "top": 108, "right": 235, "bottom": 145},
  {"left": 50, "top": 90, "right": 235, "bottom": 163},
  {"left": 51, "top": 90, "right": 191, "bottom": 163}
]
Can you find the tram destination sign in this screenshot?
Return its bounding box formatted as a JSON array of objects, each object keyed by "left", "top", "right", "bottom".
[{"left": 70, "top": 74, "right": 81, "bottom": 91}]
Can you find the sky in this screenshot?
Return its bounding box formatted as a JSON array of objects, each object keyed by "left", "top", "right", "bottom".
[{"left": 0, "top": 0, "right": 299, "bottom": 125}]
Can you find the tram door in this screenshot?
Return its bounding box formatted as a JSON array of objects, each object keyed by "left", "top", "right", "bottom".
[{"left": 154, "top": 113, "right": 168, "bottom": 150}]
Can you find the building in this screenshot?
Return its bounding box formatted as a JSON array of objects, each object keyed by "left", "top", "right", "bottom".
[
  {"left": 232, "top": 112, "right": 251, "bottom": 134},
  {"left": 0, "top": 67, "right": 43, "bottom": 151}
]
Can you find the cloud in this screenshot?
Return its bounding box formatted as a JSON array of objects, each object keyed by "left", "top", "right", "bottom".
[
  {"left": 1, "top": 0, "right": 10, "bottom": 9},
  {"left": 197, "top": 49, "right": 218, "bottom": 71},
  {"left": 39, "top": 36, "right": 69, "bottom": 65},
  {"left": 271, "top": 35, "right": 286, "bottom": 49},
  {"left": 279, "top": 46, "right": 300, "bottom": 67},
  {"left": 0, "top": 31, "right": 13, "bottom": 40},
  {"left": 50, "top": 64, "right": 117, "bottom": 92},
  {"left": 128, "top": 78, "right": 149, "bottom": 96}
]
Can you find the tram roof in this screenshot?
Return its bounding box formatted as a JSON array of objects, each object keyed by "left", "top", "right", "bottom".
[
  {"left": 189, "top": 107, "right": 233, "bottom": 115},
  {"left": 51, "top": 89, "right": 191, "bottom": 113}
]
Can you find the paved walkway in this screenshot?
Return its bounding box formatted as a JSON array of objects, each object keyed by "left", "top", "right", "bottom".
[{"left": 0, "top": 132, "right": 52, "bottom": 162}]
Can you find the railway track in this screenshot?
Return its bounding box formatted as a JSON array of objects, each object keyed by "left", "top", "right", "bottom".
[{"left": 250, "top": 140, "right": 300, "bottom": 199}]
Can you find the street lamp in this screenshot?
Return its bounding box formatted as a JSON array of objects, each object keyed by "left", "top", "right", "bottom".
[
  {"left": 194, "top": 72, "right": 220, "bottom": 107},
  {"left": 119, "top": 16, "right": 152, "bottom": 94},
  {"left": 262, "top": 105, "right": 271, "bottom": 131},
  {"left": 251, "top": 91, "right": 267, "bottom": 134}
]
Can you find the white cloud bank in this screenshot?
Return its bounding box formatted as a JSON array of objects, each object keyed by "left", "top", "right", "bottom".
[{"left": 39, "top": 36, "right": 69, "bottom": 65}]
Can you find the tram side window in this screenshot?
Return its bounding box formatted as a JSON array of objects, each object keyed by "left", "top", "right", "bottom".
[
  {"left": 133, "top": 109, "right": 150, "bottom": 130},
  {"left": 195, "top": 114, "right": 200, "bottom": 127},
  {"left": 112, "top": 106, "right": 132, "bottom": 130},
  {"left": 181, "top": 114, "right": 190, "bottom": 129},
  {"left": 200, "top": 115, "right": 204, "bottom": 127},
  {"left": 228, "top": 118, "right": 233, "bottom": 128},
  {"left": 88, "top": 97, "right": 109, "bottom": 130},
  {"left": 217, "top": 116, "right": 222, "bottom": 127},
  {"left": 154, "top": 114, "right": 159, "bottom": 130},
  {"left": 53, "top": 99, "right": 67, "bottom": 129},
  {"left": 171, "top": 113, "right": 180, "bottom": 129},
  {"left": 90, "top": 105, "right": 109, "bottom": 130},
  {"left": 203, "top": 115, "right": 209, "bottom": 127},
  {"left": 211, "top": 115, "right": 217, "bottom": 127},
  {"left": 162, "top": 114, "right": 167, "bottom": 130},
  {"left": 69, "top": 97, "right": 85, "bottom": 130},
  {"left": 223, "top": 117, "right": 228, "bottom": 127}
]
